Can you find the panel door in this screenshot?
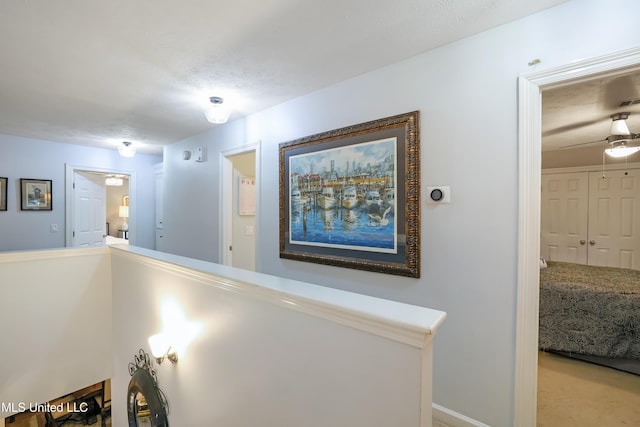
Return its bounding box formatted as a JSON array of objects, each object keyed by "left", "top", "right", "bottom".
[
  {"left": 540, "top": 172, "right": 589, "bottom": 263},
  {"left": 73, "top": 171, "right": 106, "bottom": 247},
  {"left": 588, "top": 169, "right": 640, "bottom": 269}
]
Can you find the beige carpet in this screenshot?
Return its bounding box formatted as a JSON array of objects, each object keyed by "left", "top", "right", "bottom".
[{"left": 537, "top": 351, "right": 640, "bottom": 426}]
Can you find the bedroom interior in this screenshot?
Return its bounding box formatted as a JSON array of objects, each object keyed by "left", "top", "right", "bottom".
[{"left": 538, "top": 69, "right": 640, "bottom": 421}]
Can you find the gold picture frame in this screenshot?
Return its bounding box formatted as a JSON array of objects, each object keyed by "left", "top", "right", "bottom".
[{"left": 279, "top": 111, "right": 420, "bottom": 277}]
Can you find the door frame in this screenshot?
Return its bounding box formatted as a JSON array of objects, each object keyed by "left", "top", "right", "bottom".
[
  {"left": 65, "top": 164, "right": 136, "bottom": 247},
  {"left": 515, "top": 47, "right": 640, "bottom": 426},
  {"left": 218, "top": 142, "right": 261, "bottom": 266}
]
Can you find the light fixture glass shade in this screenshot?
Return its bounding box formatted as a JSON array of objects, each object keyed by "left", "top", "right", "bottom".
[
  {"left": 605, "top": 145, "right": 640, "bottom": 158},
  {"left": 204, "top": 96, "right": 230, "bottom": 124},
  {"left": 118, "top": 141, "right": 136, "bottom": 157},
  {"left": 148, "top": 333, "right": 170, "bottom": 359},
  {"left": 610, "top": 118, "right": 631, "bottom": 136},
  {"left": 105, "top": 176, "right": 123, "bottom": 186}
]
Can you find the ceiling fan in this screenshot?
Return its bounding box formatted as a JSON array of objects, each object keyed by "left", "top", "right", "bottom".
[{"left": 561, "top": 112, "right": 640, "bottom": 157}]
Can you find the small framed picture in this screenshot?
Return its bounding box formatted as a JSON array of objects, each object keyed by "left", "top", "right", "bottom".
[
  {"left": 20, "top": 178, "right": 52, "bottom": 211},
  {"left": 0, "top": 177, "right": 7, "bottom": 211}
]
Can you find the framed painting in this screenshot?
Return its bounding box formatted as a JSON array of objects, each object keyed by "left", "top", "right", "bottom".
[
  {"left": 20, "top": 178, "right": 52, "bottom": 211},
  {"left": 279, "top": 111, "right": 420, "bottom": 277},
  {"left": 0, "top": 177, "right": 7, "bottom": 211}
]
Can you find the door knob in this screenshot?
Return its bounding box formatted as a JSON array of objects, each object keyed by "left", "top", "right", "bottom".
[
  {"left": 580, "top": 240, "right": 586, "bottom": 245},
  {"left": 589, "top": 240, "right": 596, "bottom": 245}
]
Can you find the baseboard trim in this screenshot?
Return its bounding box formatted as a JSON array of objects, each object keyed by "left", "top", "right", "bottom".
[{"left": 432, "top": 404, "right": 491, "bottom": 427}]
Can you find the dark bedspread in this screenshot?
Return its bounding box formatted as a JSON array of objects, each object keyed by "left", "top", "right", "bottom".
[{"left": 539, "top": 261, "right": 640, "bottom": 359}]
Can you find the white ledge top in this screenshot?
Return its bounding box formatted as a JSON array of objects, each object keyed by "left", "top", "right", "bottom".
[{"left": 111, "top": 245, "right": 446, "bottom": 348}]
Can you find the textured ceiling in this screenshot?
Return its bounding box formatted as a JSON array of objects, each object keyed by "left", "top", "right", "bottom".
[
  {"left": 543, "top": 72, "right": 640, "bottom": 149},
  {"left": 0, "top": 0, "right": 569, "bottom": 155},
  {"left": 542, "top": 71, "right": 640, "bottom": 165}
]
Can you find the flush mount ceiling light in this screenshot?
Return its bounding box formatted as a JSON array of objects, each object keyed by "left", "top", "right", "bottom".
[
  {"left": 105, "top": 175, "right": 124, "bottom": 186},
  {"left": 118, "top": 141, "right": 136, "bottom": 158},
  {"left": 204, "top": 96, "right": 230, "bottom": 124}
]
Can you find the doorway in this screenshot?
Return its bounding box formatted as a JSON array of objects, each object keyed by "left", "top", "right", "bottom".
[
  {"left": 65, "top": 164, "right": 135, "bottom": 247},
  {"left": 515, "top": 48, "right": 640, "bottom": 426},
  {"left": 219, "top": 143, "right": 260, "bottom": 271}
]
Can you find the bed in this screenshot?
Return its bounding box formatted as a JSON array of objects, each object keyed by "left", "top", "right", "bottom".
[{"left": 539, "top": 261, "right": 640, "bottom": 373}]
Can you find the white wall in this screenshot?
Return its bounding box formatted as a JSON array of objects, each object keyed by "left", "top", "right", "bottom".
[
  {"left": 0, "top": 247, "right": 112, "bottom": 419},
  {"left": 0, "top": 134, "right": 161, "bottom": 251},
  {"left": 110, "top": 246, "right": 443, "bottom": 427},
  {"left": 159, "top": 0, "right": 640, "bottom": 425}
]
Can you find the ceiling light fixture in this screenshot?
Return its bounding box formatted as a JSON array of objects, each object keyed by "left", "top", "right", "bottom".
[
  {"left": 118, "top": 141, "right": 136, "bottom": 158},
  {"left": 105, "top": 176, "right": 124, "bottom": 186},
  {"left": 609, "top": 112, "right": 631, "bottom": 136},
  {"left": 605, "top": 140, "right": 640, "bottom": 158},
  {"left": 204, "top": 96, "right": 230, "bottom": 124}
]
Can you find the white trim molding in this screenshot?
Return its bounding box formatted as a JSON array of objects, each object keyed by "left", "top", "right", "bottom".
[
  {"left": 515, "top": 46, "right": 640, "bottom": 427},
  {"left": 110, "top": 244, "right": 446, "bottom": 348},
  {"left": 432, "top": 404, "right": 491, "bottom": 427}
]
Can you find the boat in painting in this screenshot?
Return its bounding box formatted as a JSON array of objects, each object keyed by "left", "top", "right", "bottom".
[
  {"left": 364, "top": 190, "right": 382, "bottom": 210},
  {"left": 341, "top": 186, "right": 359, "bottom": 209},
  {"left": 318, "top": 186, "right": 336, "bottom": 209},
  {"left": 291, "top": 187, "right": 308, "bottom": 205},
  {"left": 383, "top": 187, "right": 395, "bottom": 214}
]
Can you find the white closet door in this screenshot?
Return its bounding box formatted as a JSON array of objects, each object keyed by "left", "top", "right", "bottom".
[
  {"left": 588, "top": 169, "right": 640, "bottom": 269},
  {"left": 540, "top": 172, "right": 589, "bottom": 263}
]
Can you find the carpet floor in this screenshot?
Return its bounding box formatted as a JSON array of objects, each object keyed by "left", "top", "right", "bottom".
[{"left": 537, "top": 351, "right": 640, "bottom": 426}]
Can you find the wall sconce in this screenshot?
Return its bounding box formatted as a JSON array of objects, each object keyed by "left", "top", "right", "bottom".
[{"left": 148, "top": 333, "right": 178, "bottom": 364}]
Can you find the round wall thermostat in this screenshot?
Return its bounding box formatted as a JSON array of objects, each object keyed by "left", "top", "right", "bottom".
[{"left": 430, "top": 188, "right": 444, "bottom": 201}]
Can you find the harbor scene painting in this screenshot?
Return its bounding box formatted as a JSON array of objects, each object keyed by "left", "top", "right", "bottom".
[
  {"left": 288, "top": 137, "right": 397, "bottom": 253},
  {"left": 279, "top": 110, "right": 420, "bottom": 277}
]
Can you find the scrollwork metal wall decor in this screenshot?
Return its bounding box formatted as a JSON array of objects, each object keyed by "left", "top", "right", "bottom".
[{"left": 127, "top": 349, "right": 170, "bottom": 427}]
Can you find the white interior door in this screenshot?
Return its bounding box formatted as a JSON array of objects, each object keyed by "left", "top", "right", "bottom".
[
  {"left": 588, "top": 169, "right": 640, "bottom": 269},
  {"left": 540, "top": 172, "right": 589, "bottom": 263},
  {"left": 73, "top": 171, "right": 107, "bottom": 247}
]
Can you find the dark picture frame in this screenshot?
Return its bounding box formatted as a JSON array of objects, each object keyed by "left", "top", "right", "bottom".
[
  {"left": 0, "top": 177, "right": 7, "bottom": 211},
  {"left": 20, "top": 178, "right": 52, "bottom": 211},
  {"left": 279, "top": 111, "right": 420, "bottom": 277}
]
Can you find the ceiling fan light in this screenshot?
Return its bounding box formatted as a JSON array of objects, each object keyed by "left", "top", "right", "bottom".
[
  {"left": 204, "top": 96, "right": 230, "bottom": 124},
  {"left": 610, "top": 117, "right": 631, "bottom": 136},
  {"left": 118, "top": 141, "right": 136, "bottom": 158},
  {"left": 604, "top": 145, "right": 640, "bottom": 158}
]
